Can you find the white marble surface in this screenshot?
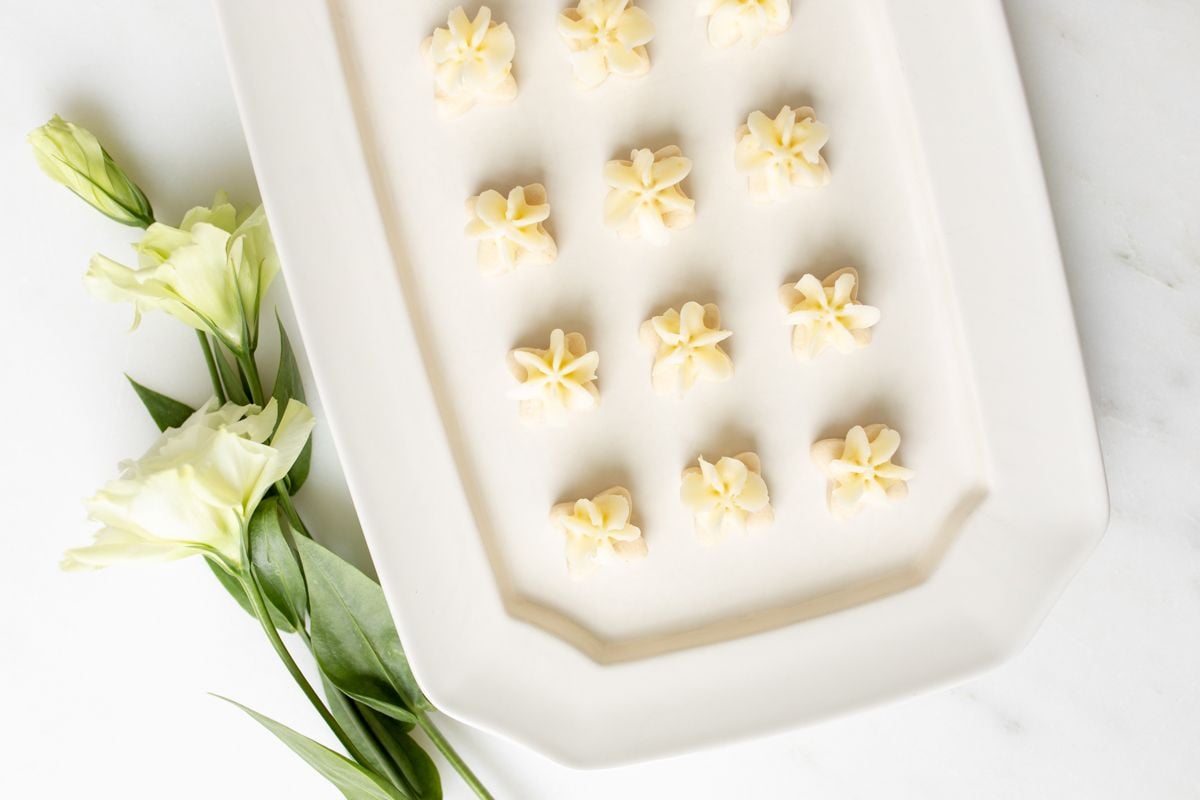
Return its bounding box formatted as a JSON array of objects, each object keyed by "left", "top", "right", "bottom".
[{"left": 1, "top": 1, "right": 1197, "bottom": 797}]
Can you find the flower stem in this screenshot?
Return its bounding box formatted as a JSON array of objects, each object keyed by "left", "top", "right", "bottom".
[
  {"left": 196, "top": 332, "right": 227, "bottom": 405},
  {"left": 237, "top": 350, "right": 267, "bottom": 406},
  {"left": 416, "top": 710, "right": 494, "bottom": 800},
  {"left": 238, "top": 567, "right": 368, "bottom": 766}
]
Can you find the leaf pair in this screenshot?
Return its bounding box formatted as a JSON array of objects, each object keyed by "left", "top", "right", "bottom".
[{"left": 246, "top": 501, "right": 440, "bottom": 799}]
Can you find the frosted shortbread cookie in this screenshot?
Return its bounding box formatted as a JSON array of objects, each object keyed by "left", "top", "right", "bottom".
[
  {"left": 639, "top": 301, "right": 732, "bottom": 396},
  {"left": 603, "top": 146, "right": 695, "bottom": 243},
  {"left": 550, "top": 486, "right": 647, "bottom": 578},
  {"left": 507, "top": 329, "right": 599, "bottom": 425},
  {"left": 698, "top": 0, "right": 791, "bottom": 48},
  {"left": 421, "top": 6, "right": 517, "bottom": 116},
  {"left": 465, "top": 184, "right": 557, "bottom": 275},
  {"left": 779, "top": 268, "right": 880, "bottom": 359},
  {"left": 735, "top": 105, "right": 830, "bottom": 202},
  {"left": 681, "top": 452, "right": 774, "bottom": 542},
  {"left": 812, "top": 424, "right": 914, "bottom": 520},
  {"left": 558, "top": 0, "right": 655, "bottom": 88}
]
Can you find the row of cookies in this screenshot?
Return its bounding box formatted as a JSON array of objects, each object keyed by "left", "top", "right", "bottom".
[
  {"left": 423, "top": 2, "right": 794, "bottom": 114},
  {"left": 509, "top": 269, "right": 879, "bottom": 424},
  {"left": 553, "top": 425, "right": 914, "bottom": 577}
]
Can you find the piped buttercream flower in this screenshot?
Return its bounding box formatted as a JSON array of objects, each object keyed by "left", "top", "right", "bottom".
[
  {"left": 812, "top": 424, "right": 914, "bottom": 519},
  {"left": 421, "top": 6, "right": 517, "bottom": 116},
  {"left": 681, "top": 452, "right": 773, "bottom": 542},
  {"left": 735, "top": 105, "right": 830, "bottom": 202},
  {"left": 507, "top": 329, "right": 600, "bottom": 425},
  {"left": 465, "top": 184, "right": 557, "bottom": 275},
  {"left": 558, "top": 0, "right": 655, "bottom": 88},
  {"left": 550, "top": 486, "right": 646, "bottom": 578},
  {"left": 603, "top": 146, "right": 695, "bottom": 243},
  {"left": 698, "top": 0, "right": 791, "bottom": 48},
  {"left": 639, "top": 301, "right": 732, "bottom": 395},
  {"left": 779, "top": 268, "right": 880, "bottom": 359}
]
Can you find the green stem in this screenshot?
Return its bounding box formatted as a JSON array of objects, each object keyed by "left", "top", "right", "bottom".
[
  {"left": 238, "top": 566, "right": 368, "bottom": 766},
  {"left": 275, "top": 483, "right": 312, "bottom": 538},
  {"left": 237, "top": 350, "right": 266, "bottom": 406},
  {"left": 196, "top": 332, "right": 227, "bottom": 404},
  {"left": 416, "top": 711, "right": 493, "bottom": 800}
]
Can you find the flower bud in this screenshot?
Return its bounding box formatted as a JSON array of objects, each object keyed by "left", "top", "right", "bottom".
[{"left": 28, "top": 114, "right": 154, "bottom": 227}]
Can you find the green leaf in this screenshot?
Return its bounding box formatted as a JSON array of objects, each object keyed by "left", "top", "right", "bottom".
[
  {"left": 322, "top": 680, "right": 427, "bottom": 800},
  {"left": 272, "top": 315, "right": 312, "bottom": 492},
  {"left": 213, "top": 345, "right": 250, "bottom": 405},
  {"left": 204, "top": 555, "right": 296, "bottom": 633},
  {"left": 217, "top": 696, "right": 409, "bottom": 800},
  {"left": 386, "top": 729, "right": 441, "bottom": 800},
  {"left": 126, "top": 376, "right": 194, "bottom": 431},
  {"left": 296, "top": 536, "right": 431, "bottom": 724},
  {"left": 249, "top": 498, "right": 308, "bottom": 630}
]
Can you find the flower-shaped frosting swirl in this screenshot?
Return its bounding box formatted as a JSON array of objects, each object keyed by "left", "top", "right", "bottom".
[
  {"left": 698, "top": 0, "right": 791, "bottom": 48},
  {"left": 735, "top": 105, "right": 830, "bottom": 202},
  {"left": 465, "top": 184, "right": 557, "bottom": 275},
  {"left": 681, "top": 452, "right": 773, "bottom": 542},
  {"left": 550, "top": 486, "right": 646, "bottom": 577},
  {"left": 812, "top": 424, "right": 915, "bottom": 519},
  {"left": 603, "top": 146, "right": 695, "bottom": 244},
  {"left": 421, "top": 6, "right": 517, "bottom": 116},
  {"left": 507, "top": 329, "right": 600, "bottom": 425},
  {"left": 779, "top": 268, "right": 880, "bottom": 359},
  {"left": 558, "top": 0, "right": 655, "bottom": 88},
  {"left": 639, "top": 301, "right": 732, "bottom": 395}
]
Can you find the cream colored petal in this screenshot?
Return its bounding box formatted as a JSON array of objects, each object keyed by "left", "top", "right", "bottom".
[
  {"left": 841, "top": 303, "right": 881, "bottom": 330},
  {"left": 616, "top": 7, "right": 655, "bottom": 46},
  {"left": 680, "top": 469, "right": 713, "bottom": 508},
  {"left": 606, "top": 43, "right": 647, "bottom": 76},
  {"left": 636, "top": 203, "right": 670, "bottom": 244},
  {"left": 612, "top": 536, "right": 648, "bottom": 560},
  {"left": 482, "top": 23, "right": 515, "bottom": 66},
  {"left": 869, "top": 427, "right": 902, "bottom": 464},
  {"left": 714, "top": 456, "right": 749, "bottom": 494},
  {"left": 876, "top": 462, "right": 916, "bottom": 482},
  {"left": 592, "top": 492, "right": 631, "bottom": 528},
  {"left": 693, "top": 344, "right": 733, "bottom": 381},
  {"left": 832, "top": 475, "right": 865, "bottom": 508},
  {"left": 811, "top": 438, "right": 845, "bottom": 470},
  {"left": 570, "top": 47, "right": 611, "bottom": 88},
  {"left": 842, "top": 426, "right": 871, "bottom": 464},
  {"left": 650, "top": 156, "right": 691, "bottom": 188},
  {"left": 735, "top": 471, "right": 770, "bottom": 512}
]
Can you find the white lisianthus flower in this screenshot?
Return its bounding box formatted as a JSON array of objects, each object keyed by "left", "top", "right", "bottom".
[
  {"left": 27, "top": 115, "right": 155, "bottom": 227},
  {"left": 84, "top": 192, "right": 279, "bottom": 353},
  {"left": 62, "top": 398, "right": 315, "bottom": 571}
]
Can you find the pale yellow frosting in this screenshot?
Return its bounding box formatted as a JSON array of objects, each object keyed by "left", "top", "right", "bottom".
[
  {"left": 639, "top": 301, "right": 732, "bottom": 395},
  {"left": 507, "top": 329, "right": 599, "bottom": 425},
  {"left": 812, "top": 424, "right": 915, "bottom": 519},
  {"left": 698, "top": 0, "right": 791, "bottom": 48},
  {"left": 681, "top": 452, "right": 773, "bottom": 542},
  {"left": 558, "top": 0, "right": 655, "bottom": 88},
  {"left": 465, "top": 184, "right": 557, "bottom": 275},
  {"left": 550, "top": 486, "right": 647, "bottom": 578},
  {"left": 603, "top": 146, "right": 695, "bottom": 244},
  {"left": 735, "top": 105, "right": 830, "bottom": 202},
  {"left": 421, "top": 6, "right": 517, "bottom": 116},
  {"left": 779, "top": 268, "right": 880, "bottom": 359}
]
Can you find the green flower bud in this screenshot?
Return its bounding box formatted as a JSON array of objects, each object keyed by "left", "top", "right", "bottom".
[{"left": 28, "top": 114, "right": 154, "bottom": 227}]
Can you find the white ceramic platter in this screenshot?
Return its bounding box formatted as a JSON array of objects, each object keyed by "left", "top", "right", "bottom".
[{"left": 215, "top": 0, "right": 1107, "bottom": 767}]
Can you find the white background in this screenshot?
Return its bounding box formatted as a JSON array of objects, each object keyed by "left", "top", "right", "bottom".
[{"left": 1, "top": 1, "right": 1197, "bottom": 798}]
